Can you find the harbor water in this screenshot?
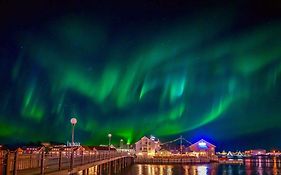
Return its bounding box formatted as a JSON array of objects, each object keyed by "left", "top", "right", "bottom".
[{"left": 121, "top": 157, "right": 281, "bottom": 175}]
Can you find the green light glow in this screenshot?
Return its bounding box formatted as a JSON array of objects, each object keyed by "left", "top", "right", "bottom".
[{"left": 1, "top": 10, "right": 281, "bottom": 147}]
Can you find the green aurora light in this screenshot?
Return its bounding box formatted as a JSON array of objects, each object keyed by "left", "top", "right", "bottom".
[{"left": 0, "top": 3, "right": 281, "bottom": 149}]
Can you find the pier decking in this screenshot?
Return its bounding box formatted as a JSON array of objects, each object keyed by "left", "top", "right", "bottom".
[{"left": 1, "top": 151, "right": 133, "bottom": 175}]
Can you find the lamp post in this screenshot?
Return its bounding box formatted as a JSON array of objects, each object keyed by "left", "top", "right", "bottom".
[
  {"left": 108, "top": 133, "right": 112, "bottom": 157},
  {"left": 70, "top": 118, "right": 77, "bottom": 146}
]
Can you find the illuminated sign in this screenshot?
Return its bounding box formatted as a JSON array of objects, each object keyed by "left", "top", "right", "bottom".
[{"left": 198, "top": 141, "right": 207, "bottom": 148}]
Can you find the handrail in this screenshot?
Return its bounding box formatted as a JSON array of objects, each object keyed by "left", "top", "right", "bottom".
[{"left": 1, "top": 150, "right": 132, "bottom": 174}]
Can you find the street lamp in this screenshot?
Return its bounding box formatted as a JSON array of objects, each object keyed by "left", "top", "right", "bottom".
[
  {"left": 108, "top": 133, "right": 112, "bottom": 156},
  {"left": 108, "top": 134, "right": 112, "bottom": 147},
  {"left": 70, "top": 118, "right": 77, "bottom": 146}
]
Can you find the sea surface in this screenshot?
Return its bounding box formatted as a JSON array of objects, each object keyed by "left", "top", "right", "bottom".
[{"left": 121, "top": 157, "right": 281, "bottom": 175}]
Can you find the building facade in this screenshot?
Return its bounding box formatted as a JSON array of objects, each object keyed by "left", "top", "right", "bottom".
[
  {"left": 188, "top": 139, "right": 216, "bottom": 157},
  {"left": 245, "top": 149, "right": 266, "bottom": 156},
  {"left": 135, "top": 136, "right": 161, "bottom": 157}
]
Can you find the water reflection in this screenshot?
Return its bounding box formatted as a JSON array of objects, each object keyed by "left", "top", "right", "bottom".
[
  {"left": 197, "top": 165, "right": 207, "bottom": 175},
  {"left": 123, "top": 157, "right": 281, "bottom": 175},
  {"left": 124, "top": 164, "right": 212, "bottom": 175},
  {"left": 76, "top": 157, "right": 281, "bottom": 175}
]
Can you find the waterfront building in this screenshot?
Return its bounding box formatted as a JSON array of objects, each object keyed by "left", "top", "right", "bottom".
[
  {"left": 82, "top": 146, "right": 98, "bottom": 154},
  {"left": 91, "top": 145, "right": 117, "bottom": 153},
  {"left": 135, "top": 136, "right": 161, "bottom": 157},
  {"left": 116, "top": 148, "right": 135, "bottom": 155},
  {"left": 22, "top": 146, "right": 44, "bottom": 154},
  {"left": 235, "top": 151, "right": 244, "bottom": 158},
  {"left": 226, "top": 151, "right": 233, "bottom": 158},
  {"left": 268, "top": 150, "right": 281, "bottom": 156},
  {"left": 48, "top": 146, "right": 85, "bottom": 156},
  {"left": 245, "top": 149, "right": 266, "bottom": 156},
  {"left": 188, "top": 139, "right": 216, "bottom": 157},
  {"left": 0, "top": 145, "right": 5, "bottom": 156},
  {"left": 16, "top": 147, "right": 24, "bottom": 154},
  {"left": 155, "top": 148, "right": 172, "bottom": 156}
]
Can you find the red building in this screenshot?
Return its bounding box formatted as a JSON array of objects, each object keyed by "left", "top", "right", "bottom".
[
  {"left": 91, "top": 146, "right": 117, "bottom": 153},
  {"left": 188, "top": 139, "right": 216, "bottom": 157},
  {"left": 22, "top": 146, "right": 44, "bottom": 154},
  {"left": 49, "top": 146, "right": 85, "bottom": 156}
]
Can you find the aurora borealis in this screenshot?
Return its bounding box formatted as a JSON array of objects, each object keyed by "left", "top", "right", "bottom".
[{"left": 0, "top": 0, "right": 281, "bottom": 150}]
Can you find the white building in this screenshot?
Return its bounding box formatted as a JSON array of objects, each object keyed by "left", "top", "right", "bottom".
[{"left": 135, "top": 136, "right": 161, "bottom": 157}]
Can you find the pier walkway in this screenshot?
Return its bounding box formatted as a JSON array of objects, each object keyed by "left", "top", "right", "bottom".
[{"left": 1, "top": 151, "right": 133, "bottom": 175}]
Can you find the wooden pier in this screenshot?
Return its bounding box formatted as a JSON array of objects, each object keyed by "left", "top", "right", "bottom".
[{"left": 0, "top": 151, "right": 133, "bottom": 175}]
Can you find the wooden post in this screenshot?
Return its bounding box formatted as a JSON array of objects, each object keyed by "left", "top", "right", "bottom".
[
  {"left": 97, "top": 165, "right": 100, "bottom": 175},
  {"left": 29, "top": 155, "right": 32, "bottom": 168},
  {"left": 99, "top": 165, "right": 102, "bottom": 175},
  {"left": 12, "top": 151, "right": 18, "bottom": 175},
  {"left": 81, "top": 151, "right": 84, "bottom": 165},
  {"left": 58, "top": 151, "right": 62, "bottom": 170},
  {"left": 40, "top": 150, "right": 45, "bottom": 174},
  {"left": 4, "top": 151, "right": 11, "bottom": 175},
  {"left": 70, "top": 148, "right": 74, "bottom": 170}
]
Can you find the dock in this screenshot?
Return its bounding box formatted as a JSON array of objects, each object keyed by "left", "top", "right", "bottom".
[{"left": 1, "top": 151, "right": 133, "bottom": 175}]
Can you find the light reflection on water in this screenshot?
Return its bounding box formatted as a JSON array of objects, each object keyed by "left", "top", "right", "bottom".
[
  {"left": 77, "top": 157, "right": 281, "bottom": 175},
  {"left": 124, "top": 164, "right": 217, "bottom": 175},
  {"left": 123, "top": 158, "right": 281, "bottom": 175}
]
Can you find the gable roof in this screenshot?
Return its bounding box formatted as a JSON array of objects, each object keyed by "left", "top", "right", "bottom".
[
  {"left": 227, "top": 151, "right": 233, "bottom": 156},
  {"left": 135, "top": 136, "right": 151, "bottom": 144},
  {"left": 90, "top": 146, "right": 116, "bottom": 151},
  {"left": 189, "top": 139, "right": 216, "bottom": 148},
  {"left": 50, "top": 146, "right": 84, "bottom": 151},
  {"left": 21, "top": 146, "right": 44, "bottom": 151}
]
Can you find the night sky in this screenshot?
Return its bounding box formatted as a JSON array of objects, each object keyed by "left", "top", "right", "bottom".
[{"left": 0, "top": 0, "right": 281, "bottom": 151}]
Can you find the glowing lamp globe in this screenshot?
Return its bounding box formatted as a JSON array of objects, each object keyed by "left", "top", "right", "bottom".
[
  {"left": 108, "top": 133, "right": 112, "bottom": 137},
  {"left": 70, "top": 118, "right": 77, "bottom": 125}
]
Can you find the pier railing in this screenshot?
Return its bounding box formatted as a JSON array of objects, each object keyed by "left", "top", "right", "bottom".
[{"left": 1, "top": 150, "right": 130, "bottom": 175}]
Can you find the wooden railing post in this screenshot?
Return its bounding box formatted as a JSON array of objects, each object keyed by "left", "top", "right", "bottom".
[
  {"left": 40, "top": 149, "right": 45, "bottom": 174},
  {"left": 12, "top": 151, "right": 18, "bottom": 175},
  {"left": 58, "top": 151, "right": 62, "bottom": 170},
  {"left": 70, "top": 148, "right": 74, "bottom": 170},
  {"left": 81, "top": 151, "right": 84, "bottom": 165},
  {"left": 4, "top": 151, "right": 11, "bottom": 175},
  {"left": 29, "top": 155, "right": 32, "bottom": 168}
]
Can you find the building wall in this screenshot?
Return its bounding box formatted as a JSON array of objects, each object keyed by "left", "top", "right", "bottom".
[
  {"left": 245, "top": 149, "right": 266, "bottom": 156},
  {"left": 189, "top": 140, "right": 215, "bottom": 157},
  {"left": 135, "top": 137, "right": 160, "bottom": 156}
]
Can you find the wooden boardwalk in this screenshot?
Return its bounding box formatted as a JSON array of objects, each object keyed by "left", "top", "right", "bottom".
[
  {"left": 17, "top": 156, "right": 129, "bottom": 175},
  {"left": 1, "top": 151, "right": 133, "bottom": 175}
]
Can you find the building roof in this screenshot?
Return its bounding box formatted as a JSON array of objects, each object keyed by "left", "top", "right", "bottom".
[
  {"left": 189, "top": 139, "right": 216, "bottom": 148},
  {"left": 82, "top": 146, "right": 97, "bottom": 151},
  {"left": 135, "top": 136, "right": 155, "bottom": 144},
  {"left": 50, "top": 146, "right": 84, "bottom": 151},
  {"left": 89, "top": 146, "right": 116, "bottom": 151},
  {"left": 21, "top": 146, "right": 44, "bottom": 151}
]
